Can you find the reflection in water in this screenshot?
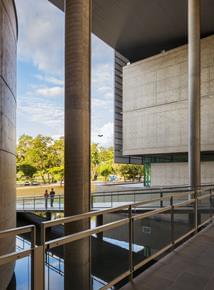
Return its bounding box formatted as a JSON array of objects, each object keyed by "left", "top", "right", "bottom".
[
  {"left": 8, "top": 237, "right": 107, "bottom": 290},
  {"left": 10, "top": 211, "right": 195, "bottom": 290}
]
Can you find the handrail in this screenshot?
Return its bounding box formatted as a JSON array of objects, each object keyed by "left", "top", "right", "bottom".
[
  {"left": 16, "top": 186, "right": 206, "bottom": 212},
  {"left": 16, "top": 183, "right": 214, "bottom": 200},
  {"left": 41, "top": 189, "right": 195, "bottom": 228},
  {"left": 1, "top": 187, "right": 214, "bottom": 290},
  {"left": 40, "top": 187, "right": 214, "bottom": 289},
  {"left": 0, "top": 225, "right": 36, "bottom": 290}
]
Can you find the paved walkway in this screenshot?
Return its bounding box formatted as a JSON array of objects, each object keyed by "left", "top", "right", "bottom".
[{"left": 121, "top": 224, "right": 214, "bottom": 290}]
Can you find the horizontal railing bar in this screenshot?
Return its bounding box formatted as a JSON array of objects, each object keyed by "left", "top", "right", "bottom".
[
  {"left": 15, "top": 185, "right": 213, "bottom": 201},
  {"left": 46, "top": 218, "right": 129, "bottom": 249},
  {"left": 133, "top": 227, "right": 198, "bottom": 272},
  {"left": 43, "top": 205, "right": 130, "bottom": 228},
  {"left": 100, "top": 270, "right": 131, "bottom": 290},
  {"left": 173, "top": 199, "right": 195, "bottom": 208},
  {"left": 133, "top": 205, "right": 172, "bottom": 221},
  {"left": 0, "top": 249, "right": 32, "bottom": 266},
  {"left": 197, "top": 193, "right": 211, "bottom": 200},
  {"left": 134, "top": 243, "right": 173, "bottom": 272},
  {"left": 43, "top": 190, "right": 196, "bottom": 229},
  {"left": 93, "top": 184, "right": 213, "bottom": 196},
  {"left": 174, "top": 229, "right": 197, "bottom": 245},
  {"left": 133, "top": 191, "right": 194, "bottom": 208},
  {"left": 0, "top": 225, "right": 35, "bottom": 238},
  {"left": 198, "top": 218, "right": 212, "bottom": 229}
]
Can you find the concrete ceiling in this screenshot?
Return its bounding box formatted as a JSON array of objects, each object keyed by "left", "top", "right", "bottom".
[{"left": 49, "top": 0, "right": 214, "bottom": 62}]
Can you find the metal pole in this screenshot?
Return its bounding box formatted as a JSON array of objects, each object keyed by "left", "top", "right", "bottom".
[
  {"left": 188, "top": 0, "right": 201, "bottom": 189},
  {"left": 160, "top": 192, "right": 163, "bottom": 208},
  {"left": 170, "top": 197, "right": 174, "bottom": 247},
  {"left": 128, "top": 205, "right": 133, "bottom": 280}
]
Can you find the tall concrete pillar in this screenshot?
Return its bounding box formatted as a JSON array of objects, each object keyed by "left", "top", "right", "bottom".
[
  {"left": 0, "top": 0, "right": 17, "bottom": 288},
  {"left": 188, "top": 0, "right": 201, "bottom": 189},
  {"left": 64, "top": 0, "right": 91, "bottom": 289}
]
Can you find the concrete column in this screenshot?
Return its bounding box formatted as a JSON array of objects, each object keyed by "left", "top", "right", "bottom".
[
  {"left": 64, "top": 0, "right": 91, "bottom": 290},
  {"left": 188, "top": 0, "right": 201, "bottom": 189},
  {"left": 0, "top": 0, "right": 17, "bottom": 288}
]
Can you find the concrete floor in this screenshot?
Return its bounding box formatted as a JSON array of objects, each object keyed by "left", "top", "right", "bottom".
[{"left": 121, "top": 223, "right": 214, "bottom": 290}]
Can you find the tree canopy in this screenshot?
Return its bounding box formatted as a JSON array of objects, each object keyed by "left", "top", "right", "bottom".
[{"left": 16, "top": 135, "right": 144, "bottom": 183}]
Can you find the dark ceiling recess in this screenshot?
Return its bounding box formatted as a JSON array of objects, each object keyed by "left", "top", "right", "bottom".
[{"left": 50, "top": 0, "right": 214, "bottom": 62}]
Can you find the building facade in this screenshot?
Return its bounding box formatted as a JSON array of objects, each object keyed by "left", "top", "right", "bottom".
[{"left": 117, "top": 35, "right": 214, "bottom": 186}]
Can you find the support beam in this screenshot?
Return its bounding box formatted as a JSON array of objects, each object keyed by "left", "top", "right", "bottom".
[
  {"left": 64, "top": 0, "right": 91, "bottom": 289},
  {"left": 188, "top": 0, "right": 201, "bottom": 189}
]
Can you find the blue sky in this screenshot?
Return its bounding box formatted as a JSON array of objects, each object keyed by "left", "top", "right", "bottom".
[{"left": 16, "top": 0, "right": 114, "bottom": 147}]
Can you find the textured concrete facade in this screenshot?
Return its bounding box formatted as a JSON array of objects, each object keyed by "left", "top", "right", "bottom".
[
  {"left": 123, "top": 35, "right": 214, "bottom": 156},
  {"left": 151, "top": 162, "right": 214, "bottom": 187},
  {"left": 0, "top": 0, "right": 17, "bottom": 288}
]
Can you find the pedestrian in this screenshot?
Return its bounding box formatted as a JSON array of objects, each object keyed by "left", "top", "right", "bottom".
[
  {"left": 50, "top": 188, "right": 55, "bottom": 207},
  {"left": 44, "top": 189, "right": 49, "bottom": 209}
]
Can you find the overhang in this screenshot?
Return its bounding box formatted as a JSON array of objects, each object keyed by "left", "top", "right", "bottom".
[{"left": 49, "top": 0, "right": 214, "bottom": 61}]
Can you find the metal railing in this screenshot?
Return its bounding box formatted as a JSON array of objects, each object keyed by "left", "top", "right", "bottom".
[
  {"left": 0, "top": 225, "right": 40, "bottom": 290},
  {"left": 2, "top": 186, "right": 214, "bottom": 290},
  {"left": 16, "top": 195, "right": 64, "bottom": 211},
  {"left": 16, "top": 184, "right": 213, "bottom": 211}
]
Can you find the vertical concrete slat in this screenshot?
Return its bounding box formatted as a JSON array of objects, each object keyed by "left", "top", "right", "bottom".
[{"left": 64, "top": 0, "right": 91, "bottom": 289}]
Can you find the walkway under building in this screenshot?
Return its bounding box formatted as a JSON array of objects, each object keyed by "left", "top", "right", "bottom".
[{"left": 121, "top": 224, "right": 214, "bottom": 290}]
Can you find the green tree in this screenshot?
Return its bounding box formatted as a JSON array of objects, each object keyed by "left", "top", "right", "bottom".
[
  {"left": 91, "top": 143, "right": 101, "bottom": 180},
  {"left": 17, "top": 164, "right": 37, "bottom": 180},
  {"left": 98, "top": 163, "right": 115, "bottom": 182},
  {"left": 16, "top": 135, "right": 64, "bottom": 184},
  {"left": 119, "top": 164, "right": 144, "bottom": 181}
]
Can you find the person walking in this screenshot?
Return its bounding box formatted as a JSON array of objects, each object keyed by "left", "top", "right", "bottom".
[
  {"left": 44, "top": 189, "right": 49, "bottom": 209},
  {"left": 50, "top": 188, "right": 55, "bottom": 207}
]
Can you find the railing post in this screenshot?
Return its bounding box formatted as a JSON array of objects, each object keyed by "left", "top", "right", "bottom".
[
  {"left": 30, "top": 224, "right": 45, "bottom": 290},
  {"left": 91, "top": 194, "right": 93, "bottom": 209},
  {"left": 23, "top": 198, "right": 25, "bottom": 210},
  {"left": 209, "top": 189, "right": 213, "bottom": 222},
  {"left": 170, "top": 196, "right": 174, "bottom": 247},
  {"left": 40, "top": 223, "right": 46, "bottom": 290},
  {"left": 195, "top": 190, "right": 198, "bottom": 232},
  {"left": 160, "top": 192, "right": 163, "bottom": 208},
  {"left": 59, "top": 195, "right": 61, "bottom": 210},
  {"left": 128, "top": 205, "right": 134, "bottom": 280},
  {"left": 96, "top": 214, "right": 103, "bottom": 241},
  {"left": 34, "top": 197, "right": 36, "bottom": 210},
  {"left": 31, "top": 226, "right": 36, "bottom": 290},
  {"left": 111, "top": 194, "right": 113, "bottom": 208}
]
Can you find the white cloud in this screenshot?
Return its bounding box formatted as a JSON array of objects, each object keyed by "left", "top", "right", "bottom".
[
  {"left": 18, "top": 99, "right": 64, "bottom": 136},
  {"left": 36, "top": 74, "right": 64, "bottom": 86},
  {"left": 16, "top": 0, "right": 64, "bottom": 75},
  {"left": 16, "top": 1, "right": 114, "bottom": 143},
  {"left": 92, "top": 122, "right": 113, "bottom": 148},
  {"left": 92, "top": 63, "right": 114, "bottom": 100},
  {"left": 36, "top": 86, "right": 64, "bottom": 97}
]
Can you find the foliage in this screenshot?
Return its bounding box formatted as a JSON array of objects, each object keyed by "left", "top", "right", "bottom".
[
  {"left": 17, "top": 135, "right": 64, "bottom": 183},
  {"left": 98, "top": 163, "right": 115, "bottom": 182},
  {"left": 118, "top": 164, "right": 144, "bottom": 181},
  {"left": 16, "top": 134, "right": 144, "bottom": 183}
]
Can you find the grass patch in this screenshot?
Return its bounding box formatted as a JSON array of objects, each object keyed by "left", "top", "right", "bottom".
[{"left": 16, "top": 184, "right": 64, "bottom": 197}]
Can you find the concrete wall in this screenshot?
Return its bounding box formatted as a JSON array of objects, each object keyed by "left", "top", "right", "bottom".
[
  {"left": 123, "top": 35, "right": 214, "bottom": 156},
  {"left": 0, "top": 0, "right": 17, "bottom": 288},
  {"left": 151, "top": 162, "right": 214, "bottom": 186}
]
